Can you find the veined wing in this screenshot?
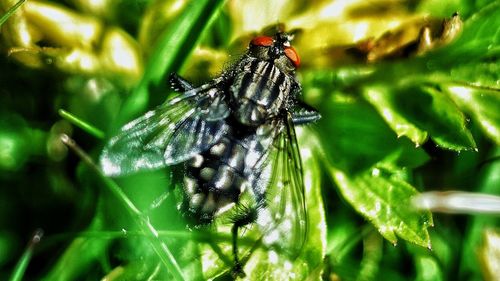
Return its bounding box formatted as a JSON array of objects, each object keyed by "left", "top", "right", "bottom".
[
  {"left": 252, "top": 113, "right": 308, "bottom": 258},
  {"left": 100, "top": 80, "right": 229, "bottom": 177}
]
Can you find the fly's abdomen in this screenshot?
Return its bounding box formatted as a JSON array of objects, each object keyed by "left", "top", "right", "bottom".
[
  {"left": 182, "top": 133, "right": 250, "bottom": 223},
  {"left": 230, "top": 58, "right": 293, "bottom": 126}
]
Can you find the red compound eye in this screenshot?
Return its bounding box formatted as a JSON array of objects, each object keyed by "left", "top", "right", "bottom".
[
  {"left": 284, "top": 46, "right": 300, "bottom": 68},
  {"left": 251, "top": 36, "right": 274, "bottom": 47}
]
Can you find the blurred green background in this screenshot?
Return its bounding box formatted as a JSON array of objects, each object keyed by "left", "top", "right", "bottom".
[{"left": 0, "top": 0, "right": 499, "bottom": 280}]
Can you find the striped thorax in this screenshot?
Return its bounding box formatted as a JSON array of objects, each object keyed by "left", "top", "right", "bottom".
[{"left": 230, "top": 58, "right": 295, "bottom": 126}]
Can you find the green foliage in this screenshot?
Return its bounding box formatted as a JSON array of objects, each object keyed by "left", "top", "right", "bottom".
[
  {"left": 0, "top": 1, "right": 499, "bottom": 281},
  {"left": 0, "top": 0, "right": 24, "bottom": 27},
  {"left": 116, "top": 0, "right": 226, "bottom": 129}
]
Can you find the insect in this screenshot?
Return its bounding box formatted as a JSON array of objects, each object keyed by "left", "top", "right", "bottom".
[{"left": 99, "top": 31, "right": 320, "bottom": 276}]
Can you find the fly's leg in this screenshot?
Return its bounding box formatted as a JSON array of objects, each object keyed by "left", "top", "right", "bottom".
[
  {"left": 291, "top": 100, "right": 321, "bottom": 125},
  {"left": 169, "top": 73, "right": 195, "bottom": 92},
  {"left": 230, "top": 205, "right": 259, "bottom": 278}
]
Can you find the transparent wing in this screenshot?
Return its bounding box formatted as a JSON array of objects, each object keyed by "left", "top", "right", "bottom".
[
  {"left": 100, "top": 82, "right": 229, "bottom": 177},
  {"left": 253, "top": 113, "right": 308, "bottom": 257}
]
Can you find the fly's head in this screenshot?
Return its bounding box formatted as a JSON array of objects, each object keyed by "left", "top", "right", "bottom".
[{"left": 248, "top": 32, "right": 300, "bottom": 75}]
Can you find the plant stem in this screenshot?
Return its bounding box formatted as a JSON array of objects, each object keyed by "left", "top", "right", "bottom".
[
  {"left": 58, "top": 109, "right": 105, "bottom": 139},
  {"left": 0, "top": 0, "right": 26, "bottom": 27}
]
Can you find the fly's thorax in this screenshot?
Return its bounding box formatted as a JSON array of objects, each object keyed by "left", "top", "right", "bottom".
[{"left": 230, "top": 58, "right": 296, "bottom": 127}]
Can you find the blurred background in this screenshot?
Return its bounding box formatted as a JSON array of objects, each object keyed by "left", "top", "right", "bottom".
[{"left": 0, "top": 0, "right": 499, "bottom": 280}]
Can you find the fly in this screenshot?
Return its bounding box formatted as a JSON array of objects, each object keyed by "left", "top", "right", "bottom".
[{"left": 99, "top": 31, "right": 321, "bottom": 277}]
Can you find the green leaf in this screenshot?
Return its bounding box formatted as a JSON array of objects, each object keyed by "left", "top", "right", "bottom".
[
  {"left": 428, "top": 2, "right": 500, "bottom": 66},
  {"left": 358, "top": 3, "right": 500, "bottom": 151},
  {"left": 450, "top": 62, "right": 500, "bottom": 89},
  {"left": 443, "top": 84, "right": 500, "bottom": 145},
  {"left": 414, "top": 255, "right": 444, "bottom": 281},
  {"left": 114, "top": 0, "right": 226, "bottom": 129},
  {"left": 390, "top": 85, "right": 476, "bottom": 151},
  {"left": 317, "top": 96, "right": 404, "bottom": 174},
  {"left": 417, "top": 0, "right": 464, "bottom": 17},
  {"left": 354, "top": 3, "right": 500, "bottom": 103},
  {"left": 380, "top": 143, "right": 431, "bottom": 173},
  {"left": 316, "top": 94, "right": 431, "bottom": 176},
  {"left": 329, "top": 167, "right": 433, "bottom": 248},
  {"left": 363, "top": 86, "right": 428, "bottom": 146}
]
